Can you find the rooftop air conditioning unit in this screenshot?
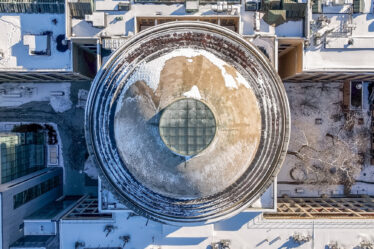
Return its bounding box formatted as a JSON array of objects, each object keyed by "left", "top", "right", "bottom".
[
  {"left": 245, "top": 1, "right": 258, "bottom": 11},
  {"left": 186, "top": 0, "right": 199, "bottom": 13},
  {"left": 212, "top": 1, "right": 232, "bottom": 12},
  {"left": 333, "top": 0, "right": 345, "bottom": 5},
  {"left": 118, "top": 0, "right": 131, "bottom": 11}
]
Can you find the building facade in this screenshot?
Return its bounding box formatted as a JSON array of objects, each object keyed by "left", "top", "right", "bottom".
[
  {"left": 0, "top": 167, "right": 62, "bottom": 249},
  {"left": 0, "top": 132, "right": 45, "bottom": 184}
]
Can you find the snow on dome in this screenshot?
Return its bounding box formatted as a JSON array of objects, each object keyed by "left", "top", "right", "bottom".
[
  {"left": 183, "top": 85, "right": 201, "bottom": 99},
  {"left": 85, "top": 21, "right": 290, "bottom": 225}
]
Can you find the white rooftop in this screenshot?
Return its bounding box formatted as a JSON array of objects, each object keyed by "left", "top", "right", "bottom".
[
  {"left": 71, "top": 2, "right": 309, "bottom": 38},
  {"left": 303, "top": 0, "right": 374, "bottom": 72},
  {"left": 0, "top": 14, "right": 71, "bottom": 71},
  {"left": 72, "top": 3, "right": 243, "bottom": 37},
  {"left": 60, "top": 211, "right": 374, "bottom": 249}
]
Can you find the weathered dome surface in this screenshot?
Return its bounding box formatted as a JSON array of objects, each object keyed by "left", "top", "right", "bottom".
[{"left": 85, "top": 21, "right": 290, "bottom": 225}]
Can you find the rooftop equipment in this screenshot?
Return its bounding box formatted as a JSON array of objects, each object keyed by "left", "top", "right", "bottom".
[
  {"left": 68, "top": 0, "right": 93, "bottom": 19},
  {"left": 118, "top": 0, "right": 130, "bottom": 10},
  {"left": 211, "top": 1, "right": 232, "bottom": 12},
  {"left": 312, "top": 0, "right": 322, "bottom": 13},
  {"left": 282, "top": 0, "right": 307, "bottom": 19},
  {"left": 186, "top": 0, "right": 199, "bottom": 12},
  {"left": 0, "top": 0, "right": 64, "bottom": 13},
  {"left": 261, "top": 0, "right": 306, "bottom": 26},
  {"left": 263, "top": 9, "right": 287, "bottom": 26},
  {"left": 245, "top": 1, "right": 259, "bottom": 11},
  {"left": 353, "top": 0, "right": 364, "bottom": 13}
]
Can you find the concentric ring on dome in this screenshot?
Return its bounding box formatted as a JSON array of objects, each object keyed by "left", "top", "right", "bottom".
[
  {"left": 159, "top": 98, "right": 216, "bottom": 156},
  {"left": 85, "top": 21, "right": 290, "bottom": 225}
]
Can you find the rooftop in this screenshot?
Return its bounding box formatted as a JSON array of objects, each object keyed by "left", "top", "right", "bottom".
[{"left": 0, "top": 13, "right": 71, "bottom": 71}]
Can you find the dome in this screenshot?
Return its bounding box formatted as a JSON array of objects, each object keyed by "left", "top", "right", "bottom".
[{"left": 85, "top": 21, "right": 290, "bottom": 225}]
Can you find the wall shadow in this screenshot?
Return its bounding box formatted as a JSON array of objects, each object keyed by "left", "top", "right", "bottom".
[
  {"left": 125, "top": 17, "right": 135, "bottom": 35},
  {"left": 214, "top": 212, "right": 261, "bottom": 231}
]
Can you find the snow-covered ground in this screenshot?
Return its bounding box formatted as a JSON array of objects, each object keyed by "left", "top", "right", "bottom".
[
  {"left": 0, "top": 14, "right": 71, "bottom": 70},
  {"left": 0, "top": 83, "right": 72, "bottom": 113},
  {"left": 278, "top": 82, "right": 373, "bottom": 197},
  {"left": 84, "top": 155, "right": 98, "bottom": 180}
]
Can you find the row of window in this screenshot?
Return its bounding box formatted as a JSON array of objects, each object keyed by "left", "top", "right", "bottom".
[
  {"left": 13, "top": 175, "right": 60, "bottom": 209},
  {"left": 1, "top": 144, "right": 45, "bottom": 184}
]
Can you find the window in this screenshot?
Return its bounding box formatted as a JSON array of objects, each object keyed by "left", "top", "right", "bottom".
[
  {"left": 0, "top": 132, "right": 46, "bottom": 184},
  {"left": 13, "top": 175, "right": 60, "bottom": 209}
]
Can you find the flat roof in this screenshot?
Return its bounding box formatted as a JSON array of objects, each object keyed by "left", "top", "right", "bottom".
[
  {"left": 0, "top": 14, "right": 72, "bottom": 71},
  {"left": 304, "top": 9, "right": 374, "bottom": 71},
  {"left": 71, "top": 3, "right": 241, "bottom": 38}
]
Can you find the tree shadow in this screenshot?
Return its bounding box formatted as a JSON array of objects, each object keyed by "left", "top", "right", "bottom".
[{"left": 277, "top": 236, "right": 308, "bottom": 249}]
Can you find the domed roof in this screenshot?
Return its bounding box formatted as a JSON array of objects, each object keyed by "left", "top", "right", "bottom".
[{"left": 85, "top": 21, "right": 290, "bottom": 225}]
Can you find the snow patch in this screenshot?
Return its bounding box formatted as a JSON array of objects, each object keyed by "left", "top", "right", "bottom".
[
  {"left": 76, "top": 89, "right": 89, "bottom": 108},
  {"left": 0, "top": 83, "right": 72, "bottom": 113},
  {"left": 50, "top": 93, "right": 72, "bottom": 113},
  {"left": 183, "top": 85, "right": 201, "bottom": 100},
  {"left": 84, "top": 155, "right": 98, "bottom": 180},
  {"left": 125, "top": 48, "right": 250, "bottom": 92}
]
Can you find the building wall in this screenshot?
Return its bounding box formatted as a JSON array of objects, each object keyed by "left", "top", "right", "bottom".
[
  {"left": 0, "top": 132, "right": 46, "bottom": 184},
  {"left": 0, "top": 193, "right": 2, "bottom": 249},
  {"left": 278, "top": 42, "right": 303, "bottom": 79},
  {"left": 72, "top": 43, "right": 97, "bottom": 79},
  {"left": 0, "top": 167, "right": 62, "bottom": 249}
]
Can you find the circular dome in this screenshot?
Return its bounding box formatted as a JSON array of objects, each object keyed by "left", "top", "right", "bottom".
[
  {"left": 159, "top": 98, "right": 216, "bottom": 156},
  {"left": 85, "top": 21, "right": 290, "bottom": 225}
]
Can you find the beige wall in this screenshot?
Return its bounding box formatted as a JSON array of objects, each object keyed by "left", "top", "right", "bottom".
[{"left": 278, "top": 43, "right": 303, "bottom": 79}]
